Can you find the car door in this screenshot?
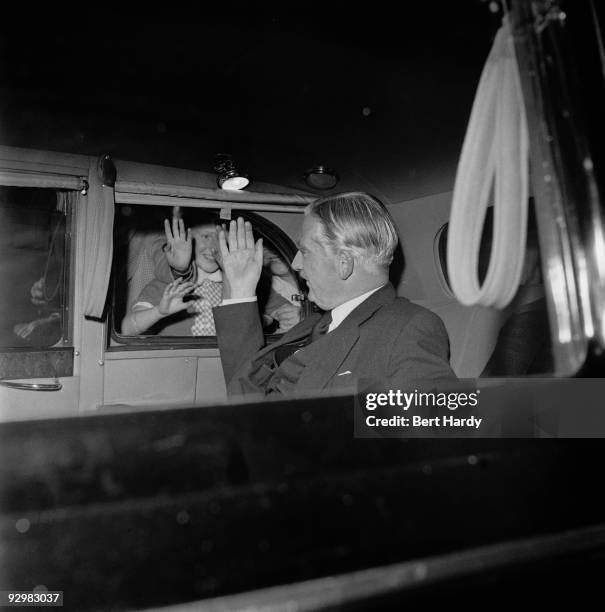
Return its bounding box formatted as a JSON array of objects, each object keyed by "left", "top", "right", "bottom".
[{"left": 0, "top": 146, "right": 89, "bottom": 421}]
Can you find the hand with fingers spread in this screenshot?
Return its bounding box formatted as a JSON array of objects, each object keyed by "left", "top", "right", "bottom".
[
  {"left": 270, "top": 302, "right": 302, "bottom": 333},
  {"left": 218, "top": 217, "right": 264, "bottom": 299},
  {"left": 157, "top": 279, "right": 195, "bottom": 316},
  {"left": 121, "top": 278, "right": 195, "bottom": 335},
  {"left": 164, "top": 218, "right": 192, "bottom": 273}
]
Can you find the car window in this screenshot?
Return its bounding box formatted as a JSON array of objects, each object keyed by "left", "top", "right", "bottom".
[
  {"left": 0, "top": 186, "right": 71, "bottom": 350},
  {"left": 110, "top": 204, "right": 304, "bottom": 347}
]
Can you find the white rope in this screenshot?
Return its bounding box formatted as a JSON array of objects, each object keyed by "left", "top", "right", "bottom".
[{"left": 447, "top": 18, "right": 529, "bottom": 308}]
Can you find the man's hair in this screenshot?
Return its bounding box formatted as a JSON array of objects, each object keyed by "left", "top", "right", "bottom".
[{"left": 306, "top": 192, "right": 399, "bottom": 267}]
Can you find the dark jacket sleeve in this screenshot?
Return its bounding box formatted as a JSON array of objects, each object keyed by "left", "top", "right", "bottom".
[
  {"left": 387, "top": 309, "right": 457, "bottom": 389},
  {"left": 213, "top": 302, "right": 265, "bottom": 384}
]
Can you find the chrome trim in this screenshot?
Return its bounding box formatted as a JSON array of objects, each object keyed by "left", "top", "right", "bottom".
[
  {"left": 0, "top": 380, "right": 62, "bottom": 391},
  {"left": 511, "top": 0, "right": 591, "bottom": 374}
]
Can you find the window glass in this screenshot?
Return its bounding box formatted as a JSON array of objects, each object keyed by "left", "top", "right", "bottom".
[
  {"left": 111, "top": 204, "right": 304, "bottom": 345},
  {"left": 0, "top": 187, "right": 70, "bottom": 349}
]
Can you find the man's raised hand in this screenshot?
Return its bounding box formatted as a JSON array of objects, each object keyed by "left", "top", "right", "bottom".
[
  {"left": 218, "top": 217, "right": 263, "bottom": 299},
  {"left": 164, "top": 218, "right": 192, "bottom": 273}
]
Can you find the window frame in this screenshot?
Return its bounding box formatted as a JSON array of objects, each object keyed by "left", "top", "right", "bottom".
[
  {"left": 0, "top": 183, "right": 82, "bottom": 380},
  {"left": 108, "top": 206, "right": 306, "bottom": 351}
]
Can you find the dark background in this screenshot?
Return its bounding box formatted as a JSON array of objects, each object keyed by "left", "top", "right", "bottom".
[{"left": 0, "top": 3, "right": 501, "bottom": 202}]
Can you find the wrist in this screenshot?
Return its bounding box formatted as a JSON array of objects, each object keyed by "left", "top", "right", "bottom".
[
  {"left": 155, "top": 305, "right": 170, "bottom": 318},
  {"left": 224, "top": 285, "right": 257, "bottom": 300}
]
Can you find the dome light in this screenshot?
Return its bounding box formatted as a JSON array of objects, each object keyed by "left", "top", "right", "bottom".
[
  {"left": 213, "top": 154, "right": 250, "bottom": 190},
  {"left": 304, "top": 165, "right": 339, "bottom": 190}
]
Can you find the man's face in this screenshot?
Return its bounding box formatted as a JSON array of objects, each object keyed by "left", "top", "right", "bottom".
[
  {"left": 291, "top": 215, "right": 341, "bottom": 310},
  {"left": 191, "top": 224, "right": 220, "bottom": 273}
]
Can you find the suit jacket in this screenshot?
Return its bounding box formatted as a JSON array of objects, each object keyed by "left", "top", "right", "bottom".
[{"left": 213, "top": 283, "right": 456, "bottom": 398}]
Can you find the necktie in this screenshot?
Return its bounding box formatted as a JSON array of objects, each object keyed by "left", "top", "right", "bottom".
[
  {"left": 310, "top": 310, "right": 333, "bottom": 341},
  {"left": 190, "top": 279, "right": 223, "bottom": 336},
  {"left": 274, "top": 310, "right": 332, "bottom": 366}
]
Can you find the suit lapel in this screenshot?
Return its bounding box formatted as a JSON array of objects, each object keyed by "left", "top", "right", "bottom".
[
  {"left": 295, "top": 325, "right": 360, "bottom": 391},
  {"left": 238, "top": 311, "right": 320, "bottom": 392},
  {"left": 296, "top": 284, "right": 397, "bottom": 391},
  {"left": 248, "top": 311, "right": 321, "bottom": 365}
]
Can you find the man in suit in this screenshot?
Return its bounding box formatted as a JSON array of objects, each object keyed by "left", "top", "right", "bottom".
[{"left": 213, "top": 192, "right": 456, "bottom": 398}]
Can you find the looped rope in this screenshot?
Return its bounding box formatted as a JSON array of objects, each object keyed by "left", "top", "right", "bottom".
[{"left": 447, "top": 17, "right": 529, "bottom": 308}]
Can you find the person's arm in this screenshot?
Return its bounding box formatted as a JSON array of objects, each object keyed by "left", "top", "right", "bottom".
[
  {"left": 121, "top": 305, "right": 164, "bottom": 336},
  {"left": 121, "top": 279, "right": 194, "bottom": 335},
  {"left": 213, "top": 301, "right": 266, "bottom": 384},
  {"left": 213, "top": 218, "right": 266, "bottom": 381}
]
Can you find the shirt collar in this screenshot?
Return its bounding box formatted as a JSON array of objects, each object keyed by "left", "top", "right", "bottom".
[
  {"left": 197, "top": 267, "right": 223, "bottom": 282},
  {"left": 328, "top": 285, "right": 385, "bottom": 332}
]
